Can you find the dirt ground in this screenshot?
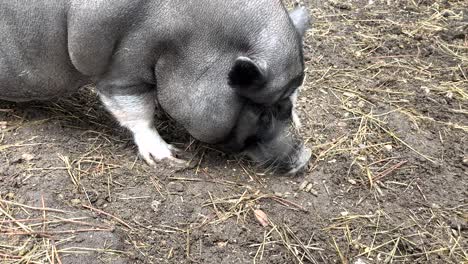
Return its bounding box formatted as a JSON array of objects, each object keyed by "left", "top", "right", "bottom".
[{"left": 1, "top": 0, "right": 467, "bottom": 263}]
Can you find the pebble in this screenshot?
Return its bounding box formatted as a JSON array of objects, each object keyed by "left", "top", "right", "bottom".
[
  {"left": 85, "top": 190, "right": 99, "bottom": 203},
  {"left": 299, "top": 181, "right": 309, "bottom": 190},
  {"left": 70, "top": 199, "right": 81, "bottom": 206},
  {"left": 151, "top": 200, "right": 161, "bottom": 213},
  {"left": 354, "top": 259, "right": 369, "bottom": 264},
  {"left": 298, "top": 180, "right": 319, "bottom": 196},
  {"left": 216, "top": 241, "right": 228, "bottom": 248},
  {"left": 95, "top": 198, "right": 106, "bottom": 207},
  {"left": 357, "top": 156, "right": 367, "bottom": 162},
  {"left": 21, "top": 153, "right": 35, "bottom": 161},
  {"left": 343, "top": 92, "right": 357, "bottom": 97},
  {"left": 329, "top": 0, "right": 352, "bottom": 10},
  {"left": 309, "top": 189, "right": 319, "bottom": 197},
  {"left": 167, "top": 182, "right": 184, "bottom": 192},
  {"left": 420, "top": 86, "right": 430, "bottom": 94},
  {"left": 348, "top": 179, "right": 357, "bottom": 185},
  {"left": 451, "top": 229, "right": 458, "bottom": 236}
]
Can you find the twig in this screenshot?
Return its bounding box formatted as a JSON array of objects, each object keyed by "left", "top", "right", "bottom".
[
  {"left": 82, "top": 204, "right": 132, "bottom": 230},
  {"left": 0, "top": 199, "right": 71, "bottom": 213},
  {"left": 372, "top": 160, "right": 408, "bottom": 182},
  {"left": 266, "top": 196, "right": 309, "bottom": 212},
  {"left": 2, "top": 228, "right": 112, "bottom": 236}
]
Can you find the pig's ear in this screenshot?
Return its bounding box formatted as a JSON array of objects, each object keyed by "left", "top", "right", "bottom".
[
  {"left": 289, "top": 6, "right": 310, "bottom": 37},
  {"left": 228, "top": 57, "right": 268, "bottom": 91}
]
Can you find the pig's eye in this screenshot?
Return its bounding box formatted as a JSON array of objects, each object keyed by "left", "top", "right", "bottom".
[
  {"left": 256, "top": 111, "right": 278, "bottom": 142},
  {"left": 259, "top": 111, "right": 272, "bottom": 126},
  {"left": 275, "top": 98, "right": 293, "bottom": 120}
]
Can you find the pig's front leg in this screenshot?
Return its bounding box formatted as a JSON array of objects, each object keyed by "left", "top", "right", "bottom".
[{"left": 98, "top": 90, "right": 185, "bottom": 167}]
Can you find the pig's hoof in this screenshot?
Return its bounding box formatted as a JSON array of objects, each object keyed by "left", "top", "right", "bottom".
[
  {"left": 168, "top": 145, "right": 183, "bottom": 154},
  {"left": 139, "top": 143, "right": 176, "bottom": 165},
  {"left": 139, "top": 144, "right": 191, "bottom": 170},
  {"left": 165, "top": 156, "right": 191, "bottom": 171}
]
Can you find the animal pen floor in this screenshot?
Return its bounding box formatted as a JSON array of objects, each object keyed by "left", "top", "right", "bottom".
[{"left": 1, "top": 0, "right": 467, "bottom": 263}]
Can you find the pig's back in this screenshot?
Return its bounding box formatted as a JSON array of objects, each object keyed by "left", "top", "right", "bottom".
[{"left": 0, "top": 0, "right": 86, "bottom": 101}]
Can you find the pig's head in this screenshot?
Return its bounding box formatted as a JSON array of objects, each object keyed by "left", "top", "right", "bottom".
[{"left": 155, "top": 4, "right": 312, "bottom": 174}]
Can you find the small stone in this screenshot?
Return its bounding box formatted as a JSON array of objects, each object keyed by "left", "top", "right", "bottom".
[
  {"left": 343, "top": 92, "right": 356, "bottom": 97},
  {"left": 337, "top": 122, "right": 347, "bottom": 127},
  {"left": 299, "top": 181, "right": 309, "bottom": 191},
  {"left": 348, "top": 179, "right": 357, "bottom": 185},
  {"left": 85, "top": 190, "right": 99, "bottom": 203},
  {"left": 70, "top": 199, "right": 81, "bottom": 206},
  {"left": 310, "top": 189, "right": 319, "bottom": 197},
  {"left": 384, "top": 145, "right": 393, "bottom": 151},
  {"left": 462, "top": 156, "right": 468, "bottom": 166},
  {"left": 329, "top": 0, "right": 352, "bottom": 10},
  {"left": 151, "top": 200, "right": 161, "bottom": 213},
  {"left": 421, "top": 86, "right": 430, "bottom": 94},
  {"left": 305, "top": 183, "right": 314, "bottom": 192},
  {"left": 354, "top": 258, "right": 369, "bottom": 264},
  {"left": 95, "top": 198, "right": 106, "bottom": 207},
  {"left": 253, "top": 209, "right": 270, "bottom": 227},
  {"left": 216, "top": 241, "right": 228, "bottom": 248},
  {"left": 451, "top": 229, "right": 458, "bottom": 236},
  {"left": 168, "top": 182, "right": 184, "bottom": 192},
  {"left": 21, "top": 153, "right": 35, "bottom": 161},
  {"left": 357, "top": 156, "right": 367, "bottom": 162},
  {"left": 446, "top": 91, "right": 453, "bottom": 99}
]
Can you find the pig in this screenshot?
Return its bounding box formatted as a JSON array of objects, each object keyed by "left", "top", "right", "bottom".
[{"left": 0, "top": 0, "right": 312, "bottom": 174}]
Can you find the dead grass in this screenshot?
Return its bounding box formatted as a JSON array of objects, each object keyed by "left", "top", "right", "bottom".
[
  {"left": 0, "top": 196, "right": 128, "bottom": 264},
  {"left": 297, "top": 0, "right": 467, "bottom": 262}
]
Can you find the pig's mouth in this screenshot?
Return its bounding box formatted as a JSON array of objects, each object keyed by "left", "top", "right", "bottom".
[
  {"left": 285, "top": 146, "right": 312, "bottom": 175},
  {"left": 242, "top": 139, "right": 312, "bottom": 175},
  {"left": 216, "top": 99, "right": 312, "bottom": 174}
]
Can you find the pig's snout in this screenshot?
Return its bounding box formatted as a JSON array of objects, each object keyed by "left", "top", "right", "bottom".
[
  {"left": 244, "top": 134, "right": 312, "bottom": 175},
  {"left": 287, "top": 145, "right": 312, "bottom": 175}
]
